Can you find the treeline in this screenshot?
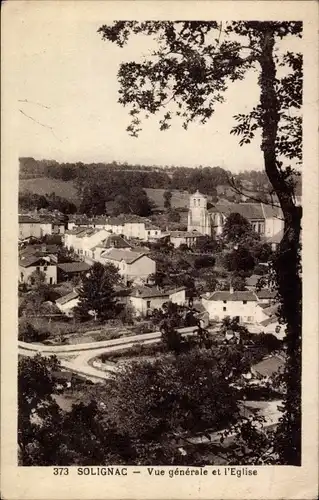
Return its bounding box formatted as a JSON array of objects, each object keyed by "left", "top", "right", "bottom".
[{"left": 19, "top": 157, "right": 274, "bottom": 195}]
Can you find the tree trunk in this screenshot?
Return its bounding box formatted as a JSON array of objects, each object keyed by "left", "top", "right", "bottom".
[{"left": 259, "top": 30, "right": 302, "bottom": 465}]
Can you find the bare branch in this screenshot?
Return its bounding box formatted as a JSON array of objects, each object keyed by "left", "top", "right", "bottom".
[{"left": 226, "top": 173, "right": 282, "bottom": 208}]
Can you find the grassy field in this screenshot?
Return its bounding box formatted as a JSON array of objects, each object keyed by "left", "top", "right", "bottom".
[
  {"left": 19, "top": 177, "right": 78, "bottom": 204},
  {"left": 145, "top": 188, "right": 191, "bottom": 210}
]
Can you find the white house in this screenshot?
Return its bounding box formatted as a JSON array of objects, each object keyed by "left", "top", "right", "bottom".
[
  {"left": 144, "top": 223, "right": 162, "bottom": 241},
  {"left": 100, "top": 248, "right": 156, "bottom": 283},
  {"left": 169, "top": 230, "right": 201, "bottom": 248},
  {"left": 55, "top": 290, "right": 80, "bottom": 317},
  {"left": 201, "top": 290, "right": 260, "bottom": 324},
  {"left": 19, "top": 255, "right": 57, "bottom": 285},
  {"left": 64, "top": 228, "right": 110, "bottom": 258},
  {"left": 130, "top": 286, "right": 186, "bottom": 316}
]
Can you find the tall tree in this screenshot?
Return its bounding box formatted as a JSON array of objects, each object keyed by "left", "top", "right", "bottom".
[
  {"left": 99, "top": 21, "right": 302, "bottom": 464},
  {"left": 74, "top": 262, "right": 120, "bottom": 321},
  {"left": 163, "top": 189, "right": 172, "bottom": 210}
]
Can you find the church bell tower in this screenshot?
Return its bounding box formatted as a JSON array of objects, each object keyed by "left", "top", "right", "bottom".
[{"left": 187, "top": 190, "right": 211, "bottom": 236}]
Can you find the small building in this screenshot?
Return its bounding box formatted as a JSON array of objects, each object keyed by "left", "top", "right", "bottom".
[
  {"left": 169, "top": 230, "right": 201, "bottom": 248},
  {"left": 90, "top": 234, "right": 132, "bottom": 261},
  {"left": 19, "top": 215, "right": 44, "bottom": 239},
  {"left": 201, "top": 290, "right": 259, "bottom": 324},
  {"left": 144, "top": 223, "right": 162, "bottom": 241},
  {"left": 19, "top": 255, "right": 57, "bottom": 284},
  {"left": 130, "top": 286, "right": 186, "bottom": 316},
  {"left": 251, "top": 355, "right": 285, "bottom": 381},
  {"left": 256, "top": 289, "right": 277, "bottom": 304},
  {"left": 55, "top": 289, "right": 80, "bottom": 317},
  {"left": 266, "top": 228, "right": 284, "bottom": 251},
  {"left": 100, "top": 249, "right": 156, "bottom": 283},
  {"left": 57, "top": 262, "right": 91, "bottom": 282}
]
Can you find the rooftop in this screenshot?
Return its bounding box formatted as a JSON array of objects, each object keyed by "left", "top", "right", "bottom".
[
  {"left": 257, "top": 289, "right": 277, "bottom": 300},
  {"left": 130, "top": 285, "right": 186, "bottom": 299},
  {"left": 170, "top": 230, "right": 202, "bottom": 238},
  {"left": 19, "top": 215, "right": 41, "bottom": 224},
  {"left": 19, "top": 255, "right": 52, "bottom": 268},
  {"left": 101, "top": 248, "right": 147, "bottom": 264},
  {"left": 209, "top": 203, "right": 264, "bottom": 220},
  {"left": 202, "top": 290, "right": 258, "bottom": 302},
  {"left": 252, "top": 355, "right": 285, "bottom": 378},
  {"left": 56, "top": 290, "right": 79, "bottom": 305},
  {"left": 57, "top": 262, "right": 91, "bottom": 273}
]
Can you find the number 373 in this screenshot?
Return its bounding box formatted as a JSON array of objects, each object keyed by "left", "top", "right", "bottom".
[{"left": 53, "top": 468, "right": 69, "bottom": 475}]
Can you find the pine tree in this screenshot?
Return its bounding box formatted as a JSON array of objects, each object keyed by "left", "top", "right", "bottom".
[{"left": 74, "top": 262, "right": 120, "bottom": 322}]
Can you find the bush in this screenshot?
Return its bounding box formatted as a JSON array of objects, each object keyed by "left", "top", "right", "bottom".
[
  {"left": 194, "top": 255, "right": 216, "bottom": 269},
  {"left": 18, "top": 320, "right": 49, "bottom": 343}
]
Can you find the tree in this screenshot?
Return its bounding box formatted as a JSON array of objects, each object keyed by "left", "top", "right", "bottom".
[
  {"left": 224, "top": 247, "right": 255, "bottom": 273},
  {"left": 110, "top": 350, "right": 240, "bottom": 441},
  {"left": 74, "top": 262, "right": 120, "bottom": 322},
  {"left": 223, "top": 213, "right": 256, "bottom": 245},
  {"left": 163, "top": 189, "right": 172, "bottom": 210},
  {"left": 99, "top": 21, "right": 302, "bottom": 464},
  {"left": 18, "top": 355, "right": 63, "bottom": 465},
  {"left": 231, "top": 273, "right": 247, "bottom": 291}
]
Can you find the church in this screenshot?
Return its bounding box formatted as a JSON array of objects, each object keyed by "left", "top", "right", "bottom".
[{"left": 187, "top": 190, "right": 284, "bottom": 243}]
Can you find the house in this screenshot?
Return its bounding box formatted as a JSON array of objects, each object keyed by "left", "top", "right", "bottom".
[
  {"left": 144, "top": 223, "right": 162, "bottom": 241},
  {"left": 130, "top": 286, "right": 186, "bottom": 316},
  {"left": 90, "top": 234, "right": 132, "bottom": 261},
  {"left": 57, "top": 262, "right": 91, "bottom": 282},
  {"left": 19, "top": 215, "right": 44, "bottom": 239},
  {"left": 259, "top": 316, "right": 285, "bottom": 340},
  {"left": 169, "top": 230, "right": 201, "bottom": 248},
  {"left": 201, "top": 289, "right": 259, "bottom": 324},
  {"left": 64, "top": 228, "right": 110, "bottom": 258},
  {"left": 100, "top": 249, "right": 156, "bottom": 283},
  {"left": 19, "top": 255, "right": 57, "bottom": 284},
  {"left": 55, "top": 289, "right": 80, "bottom": 317}
]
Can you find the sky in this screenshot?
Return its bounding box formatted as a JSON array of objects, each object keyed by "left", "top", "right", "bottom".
[{"left": 3, "top": 2, "right": 301, "bottom": 173}]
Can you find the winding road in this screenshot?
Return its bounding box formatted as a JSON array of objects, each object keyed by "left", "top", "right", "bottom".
[{"left": 18, "top": 326, "right": 199, "bottom": 382}]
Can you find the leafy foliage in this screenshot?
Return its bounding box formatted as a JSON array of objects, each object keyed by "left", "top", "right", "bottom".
[{"left": 74, "top": 262, "right": 121, "bottom": 322}]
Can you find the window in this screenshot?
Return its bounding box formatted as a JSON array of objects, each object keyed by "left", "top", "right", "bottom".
[
  {"left": 247, "top": 316, "right": 254, "bottom": 322},
  {"left": 148, "top": 231, "right": 150, "bottom": 235},
  {"left": 146, "top": 300, "right": 151, "bottom": 309},
  {"left": 243, "top": 300, "right": 247, "bottom": 305},
  {"left": 223, "top": 300, "right": 227, "bottom": 304},
  {"left": 155, "top": 231, "right": 157, "bottom": 235},
  {"left": 43, "top": 266, "right": 48, "bottom": 271},
  {"left": 36, "top": 266, "right": 40, "bottom": 271},
  {"left": 223, "top": 307, "right": 227, "bottom": 312}
]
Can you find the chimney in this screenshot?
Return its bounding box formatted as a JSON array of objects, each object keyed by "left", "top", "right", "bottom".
[{"left": 229, "top": 282, "right": 234, "bottom": 294}]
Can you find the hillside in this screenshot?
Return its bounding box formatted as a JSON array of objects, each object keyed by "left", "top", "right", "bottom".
[{"left": 19, "top": 178, "right": 78, "bottom": 204}]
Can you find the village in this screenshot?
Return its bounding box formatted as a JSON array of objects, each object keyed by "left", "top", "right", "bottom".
[{"left": 18, "top": 186, "right": 287, "bottom": 417}]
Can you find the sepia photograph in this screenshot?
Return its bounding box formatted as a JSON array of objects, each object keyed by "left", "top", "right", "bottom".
[{"left": 1, "top": 1, "right": 318, "bottom": 499}]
